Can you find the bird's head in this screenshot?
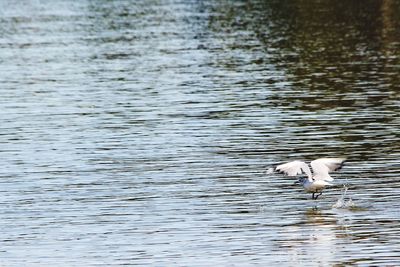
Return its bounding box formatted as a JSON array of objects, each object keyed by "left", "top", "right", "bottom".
[{"left": 294, "top": 177, "right": 307, "bottom": 185}]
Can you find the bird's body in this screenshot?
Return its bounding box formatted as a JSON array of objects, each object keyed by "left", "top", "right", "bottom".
[
  {"left": 269, "top": 158, "right": 346, "bottom": 199},
  {"left": 301, "top": 178, "right": 332, "bottom": 193}
]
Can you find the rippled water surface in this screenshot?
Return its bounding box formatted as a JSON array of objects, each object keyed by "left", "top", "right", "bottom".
[{"left": 1, "top": 0, "right": 400, "bottom": 266}]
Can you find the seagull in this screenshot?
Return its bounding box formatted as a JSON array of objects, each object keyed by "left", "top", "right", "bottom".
[{"left": 268, "top": 158, "right": 346, "bottom": 200}]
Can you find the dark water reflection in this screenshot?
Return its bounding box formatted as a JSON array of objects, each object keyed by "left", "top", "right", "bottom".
[{"left": 0, "top": 0, "right": 400, "bottom": 265}]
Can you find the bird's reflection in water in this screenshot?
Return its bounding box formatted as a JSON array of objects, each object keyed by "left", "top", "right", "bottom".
[{"left": 275, "top": 208, "right": 353, "bottom": 264}]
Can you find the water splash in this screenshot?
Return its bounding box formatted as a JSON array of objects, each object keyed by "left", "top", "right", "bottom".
[{"left": 332, "top": 184, "right": 355, "bottom": 209}]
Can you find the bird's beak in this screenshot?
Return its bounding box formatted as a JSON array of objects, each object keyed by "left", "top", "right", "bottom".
[{"left": 294, "top": 179, "right": 301, "bottom": 185}]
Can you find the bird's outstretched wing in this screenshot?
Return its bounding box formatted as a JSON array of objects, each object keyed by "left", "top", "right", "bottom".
[
  {"left": 311, "top": 158, "right": 346, "bottom": 181},
  {"left": 275, "top": 160, "right": 312, "bottom": 179}
]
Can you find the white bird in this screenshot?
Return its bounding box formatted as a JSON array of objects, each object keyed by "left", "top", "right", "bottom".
[{"left": 268, "top": 158, "right": 346, "bottom": 199}]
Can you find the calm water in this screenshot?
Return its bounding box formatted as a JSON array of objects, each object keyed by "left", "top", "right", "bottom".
[{"left": 1, "top": 0, "right": 400, "bottom": 266}]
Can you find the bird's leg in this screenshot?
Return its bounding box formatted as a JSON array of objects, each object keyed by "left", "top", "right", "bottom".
[
  {"left": 314, "top": 192, "right": 323, "bottom": 200},
  {"left": 311, "top": 192, "right": 323, "bottom": 200}
]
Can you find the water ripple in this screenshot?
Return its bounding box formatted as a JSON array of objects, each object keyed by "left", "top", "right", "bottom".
[{"left": 1, "top": 0, "right": 400, "bottom": 266}]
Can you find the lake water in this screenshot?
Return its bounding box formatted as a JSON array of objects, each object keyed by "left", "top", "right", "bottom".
[{"left": 1, "top": 0, "right": 400, "bottom": 266}]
